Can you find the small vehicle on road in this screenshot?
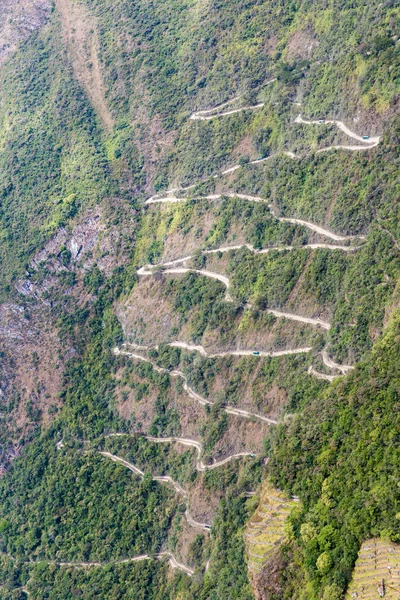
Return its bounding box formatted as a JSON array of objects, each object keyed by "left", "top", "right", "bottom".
[
  {"left": 363, "top": 135, "right": 370, "bottom": 140},
  {"left": 253, "top": 351, "right": 260, "bottom": 355},
  {"left": 318, "top": 119, "right": 325, "bottom": 124}
]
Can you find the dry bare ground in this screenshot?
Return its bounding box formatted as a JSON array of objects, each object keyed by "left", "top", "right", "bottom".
[
  {"left": 0, "top": 0, "right": 51, "bottom": 65},
  {"left": 56, "top": 0, "right": 114, "bottom": 130}
]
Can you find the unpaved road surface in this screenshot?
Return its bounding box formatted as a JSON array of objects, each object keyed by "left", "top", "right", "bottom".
[
  {"left": 307, "top": 365, "right": 337, "bottom": 383},
  {"left": 138, "top": 266, "right": 230, "bottom": 290},
  {"left": 99, "top": 451, "right": 210, "bottom": 531},
  {"left": 146, "top": 149, "right": 296, "bottom": 204},
  {"left": 189, "top": 78, "right": 276, "bottom": 120},
  {"left": 167, "top": 341, "right": 313, "bottom": 359},
  {"left": 121, "top": 340, "right": 354, "bottom": 383},
  {"left": 147, "top": 110, "right": 379, "bottom": 203},
  {"left": 295, "top": 114, "right": 380, "bottom": 145},
  {"left": 317, "top": 143, "right": 380, "bottom": 153},
  {"left": 138, "top": 241, "right": 358, "bottom": 272},
  {"left": 144, "top": 193, "right": 364, "bottom": 243},
  {"left": 99, "top": 451, "right": 187, "bottom": 496},
  {"left": 321, "top": 349, "right": 354, "bottom": 374},
  {"left": 145, "top": 435, "right": 255, "bottom": 472},
  {"left": 137, "top": 266, "right": 331, "bottom": 328},
  {"left": 190, "top": 103, "right": 265, "bottom": 120},
  {"left": 10, "top": 552, "right": 195, "bottom": 577},
  {"left": 114, "top": 348, "right": 278, "bottom": 424},
  {"left": 138, "top": 266, "right": 233, "bottom": 301},
  {"left": 266, "top": 308, "right": 330, "bottom": 330}
]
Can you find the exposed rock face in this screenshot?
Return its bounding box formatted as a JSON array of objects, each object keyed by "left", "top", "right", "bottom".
[
  {"left": 0, "top": 211, "right": 112, "bottom": 473},
  {"left": 16, "top": 213, "right": 106, "bottom": 301},
  {"left": 0, "top": 203, "right": 136, "bottom": 472},
  {"left": 0, "top": 0, "right": 52, "bottom": 64},
  {"left": 68, "top": 215, "right": 103, "bottom": 263}
]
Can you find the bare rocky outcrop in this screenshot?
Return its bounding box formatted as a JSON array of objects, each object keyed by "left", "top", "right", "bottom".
[
  {"left": 15, "top": 208, "right": 133, "bottom": 301},
  {"left": 2, "top": 203, "right": 135, "bottom": 474}
]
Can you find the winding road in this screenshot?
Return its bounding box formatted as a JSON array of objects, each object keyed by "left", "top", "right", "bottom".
[
  {"left": 137, "top": 265, "right": 331, "bottom": 329},
  {"left": 294, "top": 114, "right": 380, "bottom": 146},
  {"left": 146, "top": 150, "right": 296, "bottom": 204},
  {"left": 191, "top": 95, "right": 241, "bottom": 115},
  {"left": 144, "top": 435, "right": 254, "bottom": 472},
  {"left": 150, "top": 109, "right": 379, "bottom": 202},
  {"left": 316, "top": 143, "right": 380, "bottom": 153},
  {"left": 189, "top": 79, "right": 276, "bottom": 121},
  {"left": 138, "top": 265, "right": 232, "bottom": 301},
  {"left": 121, "top": 337, "right": 353, "bottom": 381},
  {"left": 137, "top": 242, "right": 358, "bottom": 273},
  {"left": 147, "top": 111, "right": 380, "bottom": 204},
  {"left": 7, "top": 552, "right": 195, "bottom": 578},
  {"left": 12, "top": 87, "right": 371, "bottom": 596},
  {"left": 113, "top": 347, "right": 278, "bottom": 424},
  {"left": 190, "top": 102, "right": 265, "bottom": 121},
  {"left": 168, "top": 340, "right": 353, "bottom": 375},
  {"left": 268, "top": 206, "right": 365, "bottom": 242},
  {"left": 123, "top": 341, "right": 313, "bottom": 360},
  {"left": 99, "top": 451, "right": 187, "bottom": 497},
  {"left": 166, "top": 341, "right": 313, "bottom": 359},
  {"left": 321, "top": 349, "right": 353, "bottom": 374},
  {"left": 59, "top": 553, "right": 194, "bottom": 575},
  {"left": 99, "top": 451, "right": 210, "bottom": 531},
  {"left": 266, "top": 307, "right": 330, "bottom": 330},
  {"left": 144, "top": 192, "right": 364, "bottom": 243},
  {"left": 307, "top": 365, "right": 336, "bottom": 383},
  {"left": 306, "top": 350, "right": 354, "bottom": 381}
]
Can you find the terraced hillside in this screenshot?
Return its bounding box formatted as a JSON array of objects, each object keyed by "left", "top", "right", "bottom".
[
  {"left": 346, "top": 539, "right": 400, "bottom": 599},
  {"left": 0, "top": 0, "right": 399, "bottom": 599},
  {"left": 245, "top": 482, "right": 299, "bottom": 575}
]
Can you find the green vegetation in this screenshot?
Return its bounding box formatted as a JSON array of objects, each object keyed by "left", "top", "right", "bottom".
[
  {"left": 227, "top": 246, "right": 347, "bottom": 309},
  {"left": 0, "top": 438, "right": 177, "bottom": 562},
  {"left": 346, "top": 538, "right": 400, "bottom": 600},
  {"left": 135, "top": 177, "right": 400, "bottom": 362},
  {"left": 194, "top": 495, "right": 254, "bottom": 600},
  {"left": 0, "top": 0, "right": 399, "bottom": 597},
  {"left": 100, "top": 435, "right": 197, "bottom": 486},
  {"left": 135, "top": 198, "right": 312, "bottom": 268},
  {"left": 183, "top": 352, "right": 326, "bottom": 415},
  {"left": 25, "top": 561, "right": 171, "bottom": 600},
  {"left": 269, "top": 312, "right": 400, "bottom": 599},
  {"left": 0, "top": 493, "right": 254, "bottom": 599},
  {"left": 245, "top": 482, "right": 299, "bottom": 573},
  {"left": 0, "top": 18, "right": 110, "bottom": 296}
]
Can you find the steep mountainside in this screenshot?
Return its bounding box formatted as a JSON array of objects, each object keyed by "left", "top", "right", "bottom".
[{"left": 0, "top": 1, "right": 399, "bottom": 599}]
